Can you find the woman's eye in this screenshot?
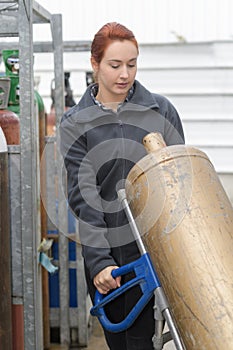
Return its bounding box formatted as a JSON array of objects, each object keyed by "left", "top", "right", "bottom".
[{"left": 110, "top": 63, "right": 136, "bottom": 69}]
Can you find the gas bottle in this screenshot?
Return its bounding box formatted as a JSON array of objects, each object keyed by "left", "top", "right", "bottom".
[
  {"left": 125, "top": 132, "right": 233, "bottom": 350},
  {"left": 46, "top": 72, "right": 76, "bottom": 136},
  {"left": 2, "top": 50, "right": 20, "bottom": 115},
  {"left": 0, "top": 127, "right": 13, "bottom": 350},
  {"left": 0, "top": 77, "right": 20, "bottom": 145}
]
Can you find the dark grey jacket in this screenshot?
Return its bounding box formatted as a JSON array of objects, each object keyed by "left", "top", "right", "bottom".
[{"left": 59, "top": 80, "right": 185, "bottom": 287}]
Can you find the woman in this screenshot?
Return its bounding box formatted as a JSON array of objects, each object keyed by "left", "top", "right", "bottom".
[{"left": 60, "top": 22, "right": 185, "bottom": 350}]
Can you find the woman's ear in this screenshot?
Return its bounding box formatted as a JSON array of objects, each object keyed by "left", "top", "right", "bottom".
[
  {"left": 90, "top": 56, "right": 98, "bottom": 83},
  {"left": 90, "top": 56, "right": 98, "bottom": 72}
]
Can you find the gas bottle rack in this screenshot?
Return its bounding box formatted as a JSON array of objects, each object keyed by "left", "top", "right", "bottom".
[{"left": 0, "top": 1, "right": 90, "bottom": 349}]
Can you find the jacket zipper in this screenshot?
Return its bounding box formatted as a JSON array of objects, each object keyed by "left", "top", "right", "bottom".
[{"left": 117, "top": 118, "right": 125, "bottom": 265}]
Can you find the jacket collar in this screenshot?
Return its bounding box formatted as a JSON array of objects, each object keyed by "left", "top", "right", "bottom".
[{"left": 64, "top": 80, "right": 160, "bottom": 123}]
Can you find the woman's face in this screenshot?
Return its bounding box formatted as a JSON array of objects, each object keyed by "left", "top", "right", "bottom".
[{"left": 91, "top": 40, "right": 138, "bottom": 103}]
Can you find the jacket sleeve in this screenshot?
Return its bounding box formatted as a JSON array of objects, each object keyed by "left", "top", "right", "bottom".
[
  {"left": 153, "top": 94, "right": 185, "bottom": 146},
  {"left": 59, "top": 113, "right": 117, "bottom": 280},
  {"left": 164, "top": 98, "right": 185, "bottom": 146}
]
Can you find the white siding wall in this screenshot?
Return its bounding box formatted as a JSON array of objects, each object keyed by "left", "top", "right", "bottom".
[
  {"left": 136, "top": 42, "right": 233, "bottom": 201},
  {"left": 32, "top": 1, "right": 233, "bottom": 201},
  {"left": 35, "top": 0, "right": 233, "bottom": 43},
  {"left": 34, "top": 40, "right": 233, "bottom": 201}
]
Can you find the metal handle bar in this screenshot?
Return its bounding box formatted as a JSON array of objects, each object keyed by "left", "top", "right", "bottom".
[{"left": 90, "top": 253, "right": 161, "bottom": 333}]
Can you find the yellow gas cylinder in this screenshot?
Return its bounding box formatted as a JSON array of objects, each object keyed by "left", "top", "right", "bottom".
[{"left": 125, "top": 132, "right": 233, "bottom": 350}]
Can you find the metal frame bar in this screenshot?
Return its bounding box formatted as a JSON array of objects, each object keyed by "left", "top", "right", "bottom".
[
  {"left": 0, "top": 40, "right": 92, "bottom": 52},
  {"left": 33, "top": 1, "right": 51, "bottom": 23},
  {"left": 50, "top": 13, "right": 70, "bottom": 345},
  {"left": 0, "top": 0, "right": 65, "bottom": 348},
  {"left": 0, "top": 1, "right": 91, "bottom": 347},
  {"left": 18, "top": 1, "right": 43, "bottom": 348}
]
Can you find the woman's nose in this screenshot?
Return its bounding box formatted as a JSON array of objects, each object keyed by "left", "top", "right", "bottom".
[{"left": 120, "top": 66, "right": 129, "bottom": 78}]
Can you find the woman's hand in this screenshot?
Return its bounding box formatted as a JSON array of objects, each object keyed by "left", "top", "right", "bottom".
[{"left": 93, "top": 266, "right": 121, "bottom": 294}]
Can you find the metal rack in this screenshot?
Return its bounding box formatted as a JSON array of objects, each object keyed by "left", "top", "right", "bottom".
[{"left": 0, "top": 1, "right": 90, "bottom": 348}]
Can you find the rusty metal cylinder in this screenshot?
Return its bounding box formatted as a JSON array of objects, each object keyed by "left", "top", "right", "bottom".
[
  {"left": 0, "top": 109, "right": 20, "bottom": 145},
  {"left": 125, "top": 132, "right": 233, "bottom": 350},
  {"left": 0, "top": 127, "right": 13, "bottom": 350},
  {"left": 0, "top": 77, "right": 20, "bottom": 145}
]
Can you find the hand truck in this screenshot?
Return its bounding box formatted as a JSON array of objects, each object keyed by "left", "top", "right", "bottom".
[{"left": 91, "top": 189, "right": 185, "bottom": 350}]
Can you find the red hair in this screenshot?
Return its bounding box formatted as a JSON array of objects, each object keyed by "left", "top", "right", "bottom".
[{"left": 91, "top": 22, "right": 139, "bottom": 64}]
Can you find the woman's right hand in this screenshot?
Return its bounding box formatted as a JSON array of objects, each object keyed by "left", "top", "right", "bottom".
[{"left": 93, "top": 266, "right": 121, "bottom": 294}]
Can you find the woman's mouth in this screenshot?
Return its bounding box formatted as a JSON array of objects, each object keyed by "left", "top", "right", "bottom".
[{"left": 116, "top": 83, "right": 128, "bottom": 89}]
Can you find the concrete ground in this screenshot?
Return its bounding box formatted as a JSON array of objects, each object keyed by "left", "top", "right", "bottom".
[
  {"left": 79, "top": 317, "right": 176, "bottom": 350},
  {"left": 79, "top": 317, "right": 108, "bottom": 350},
  {"left": 49, "top": 317, "right": 176, "bottom": 349},
  {"left": 48, "top": 318, "right": 108, "bottom": 350}
]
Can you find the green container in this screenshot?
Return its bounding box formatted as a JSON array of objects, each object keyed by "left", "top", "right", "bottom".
[
  {"left": 2, "top": 49, "right": 19, "bottom": 76},
  {"left": 2, "top": 50, "right": 20, "bottom": 112}
]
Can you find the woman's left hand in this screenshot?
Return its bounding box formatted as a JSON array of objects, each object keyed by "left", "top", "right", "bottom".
[{"left": 93, "top": 266, "right": 121, "bottom": 294}]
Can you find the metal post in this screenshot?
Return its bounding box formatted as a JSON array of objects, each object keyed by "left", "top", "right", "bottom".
[
  {"left": 50, "top": 13, "right": 70, "bottom": 345},
  {"left": 76, "top": 220, "right": 92, "bottom": 346},
  {"left": 19, "top": 0, "right": 43, "bottom": 348},
  {"left": 39, "top": 96, "right": 50, "bottom": 348}
]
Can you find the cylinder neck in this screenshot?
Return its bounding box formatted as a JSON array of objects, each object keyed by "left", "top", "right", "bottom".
[{"left": 143, "top": 132, "right": 167, "bottom": 153}]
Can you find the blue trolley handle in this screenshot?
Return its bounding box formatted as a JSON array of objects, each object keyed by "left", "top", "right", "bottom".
[{"left": 90, "top": 253, "right": 161, "bottom": 333}]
